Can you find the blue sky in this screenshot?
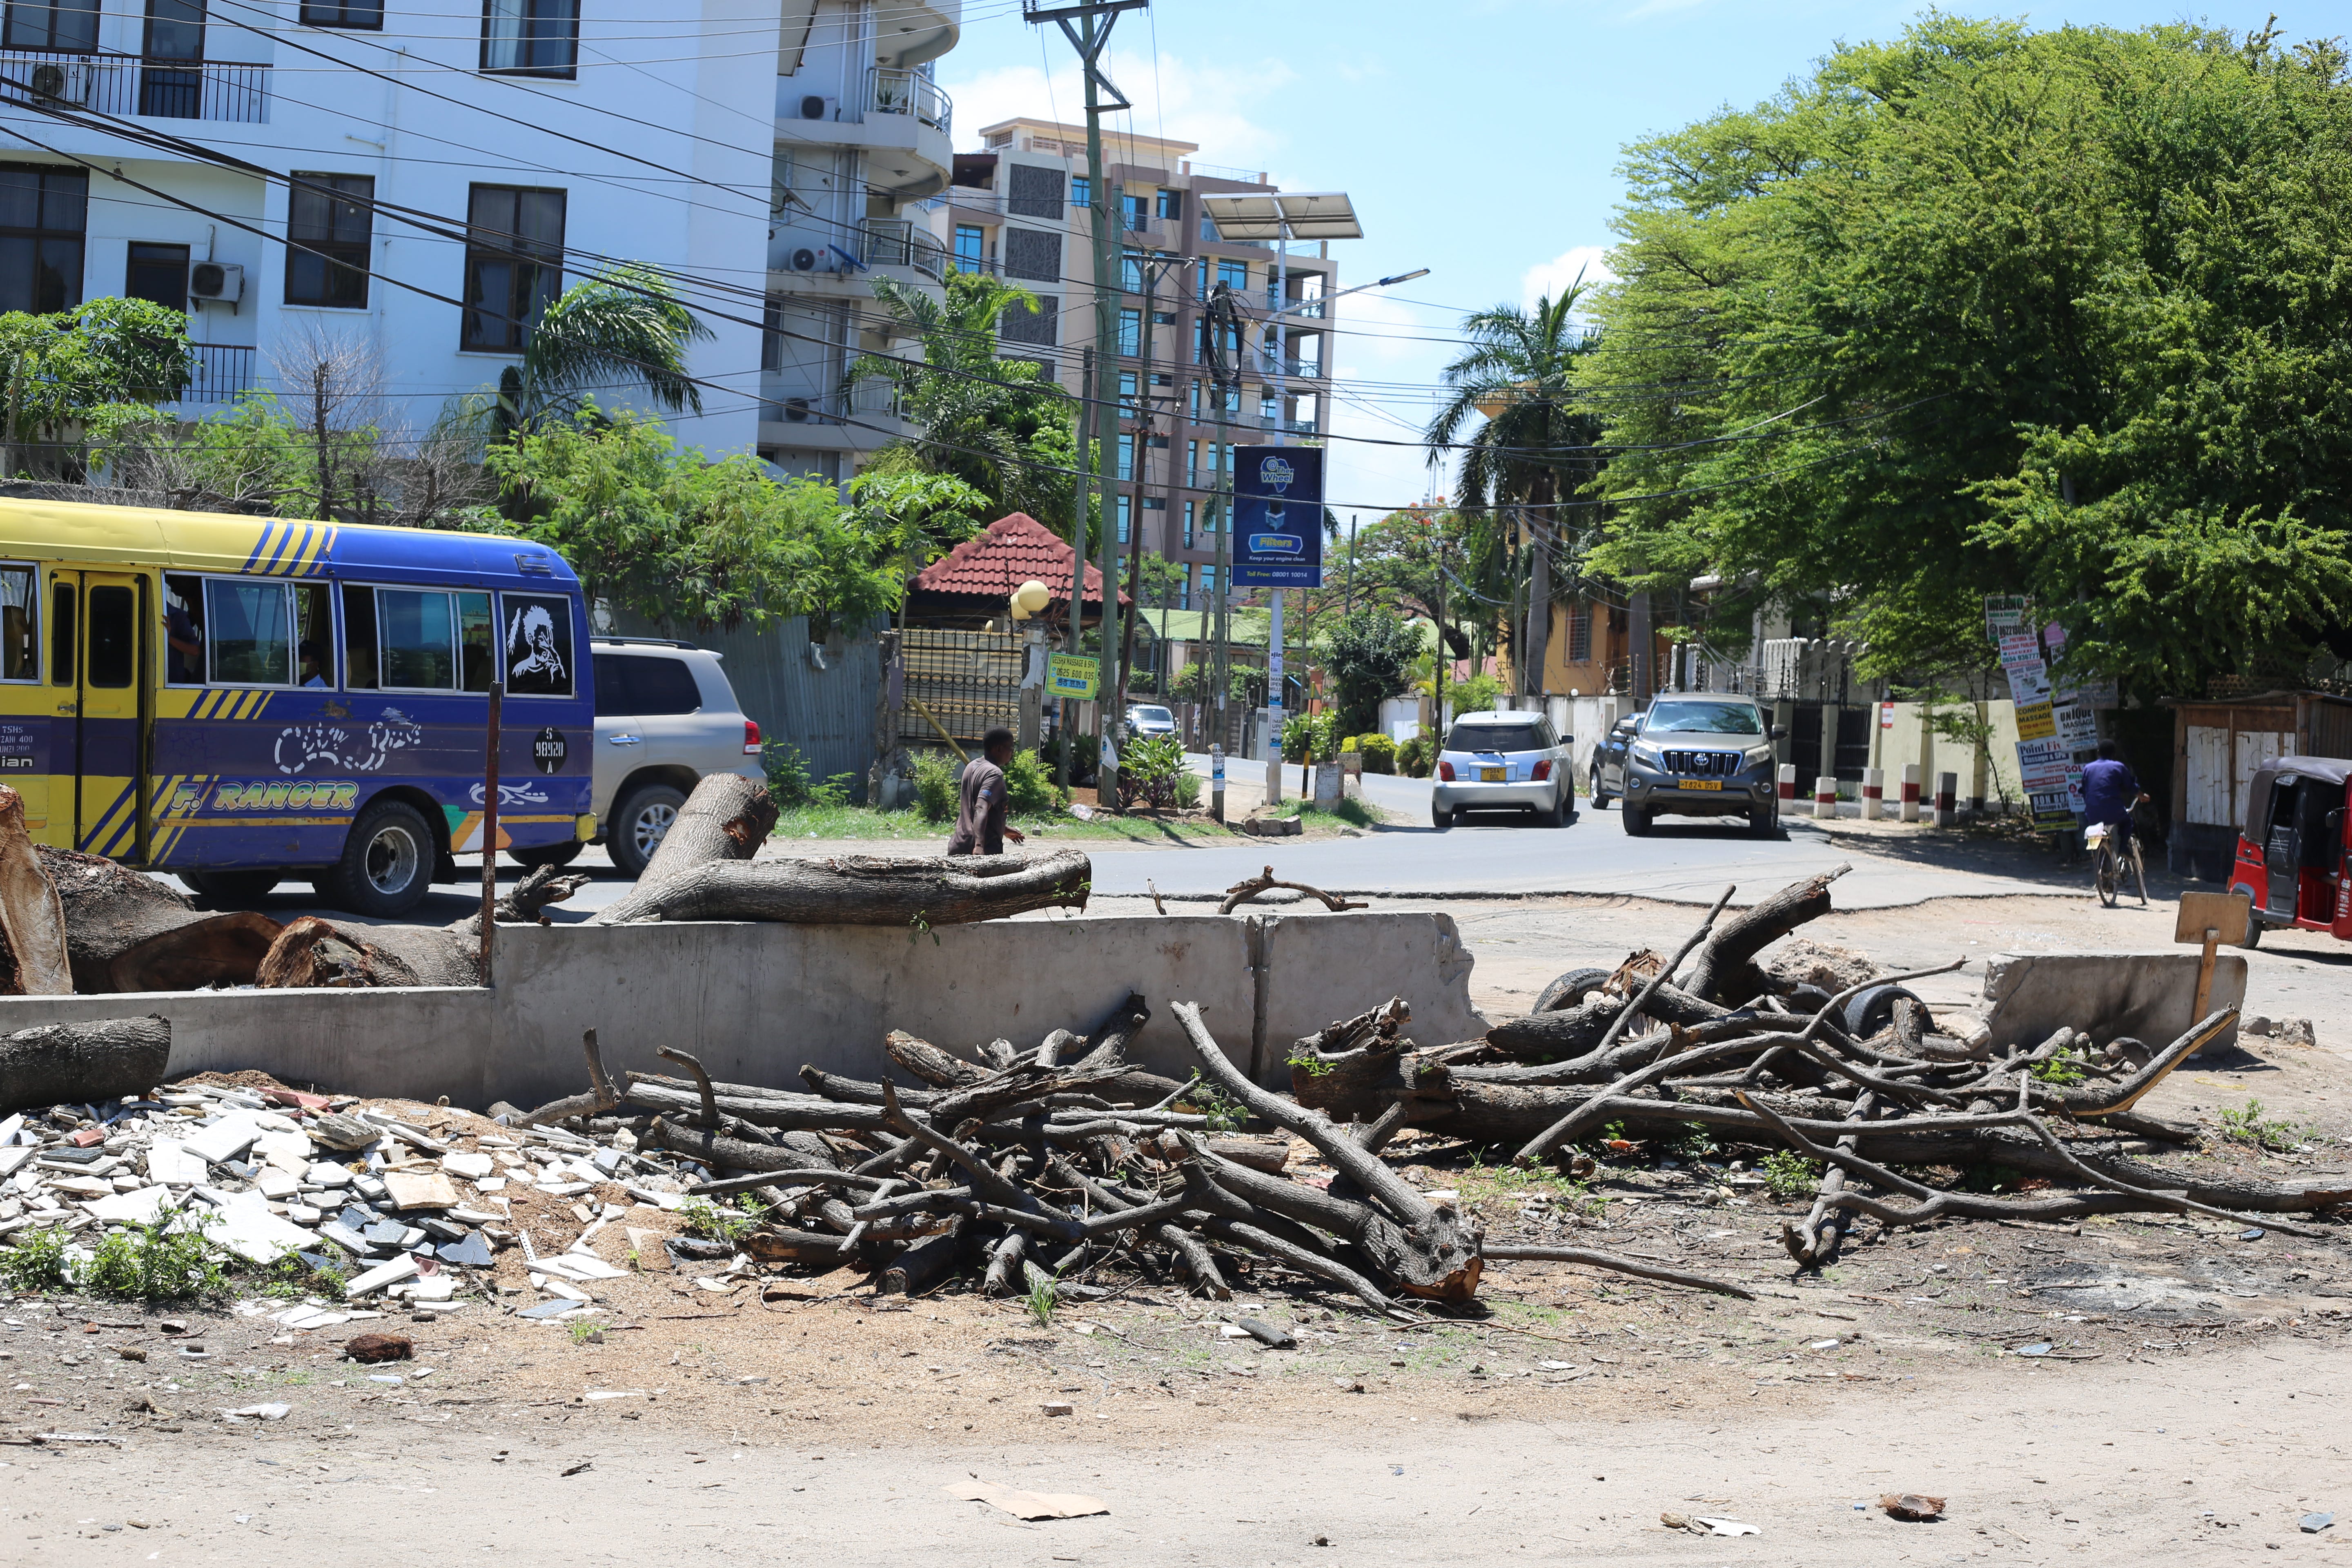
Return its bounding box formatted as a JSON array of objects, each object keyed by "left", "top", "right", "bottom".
[{"left": 937, "top": 0, "right": 2310, "bottom": 521}]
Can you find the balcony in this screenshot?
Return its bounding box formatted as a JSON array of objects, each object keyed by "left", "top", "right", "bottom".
[
  {"left": 1258, "top": 354, "right": 1325, "bottom": 380},
  {"left": 181, "top": 343, "right": 256, "bottom": 404},
  {"left": 860, "top": 218, "right": 945, "bottom": 281},
  {"left": 867, "top": 67, "right": 949, "bottom": 136},
  {"left": 0, "top": 50, "right": 267, "bottom": 123}
]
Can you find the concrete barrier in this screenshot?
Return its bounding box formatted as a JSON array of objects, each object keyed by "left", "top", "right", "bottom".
[
  {"left": 0, "top": 911, "right": 1486, "bottom": 1109},
  {"left": 1979, "top": 950, "right": 2247, "bottom": 1054}
]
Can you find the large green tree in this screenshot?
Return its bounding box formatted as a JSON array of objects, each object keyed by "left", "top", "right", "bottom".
[{"left": 1581, "top": 16, "right": 2352, "bottom": 696}]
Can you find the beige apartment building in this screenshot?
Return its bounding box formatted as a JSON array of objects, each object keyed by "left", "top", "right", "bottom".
[{"left": 947, "top": 118, "right": 1339, "bottom": 610}]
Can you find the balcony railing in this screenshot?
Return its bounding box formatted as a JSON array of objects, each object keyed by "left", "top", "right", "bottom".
[
  {"left": 1258, "top": 354, "right": 1325, "bottom": 380},
  {"left": 860, "top": 218, "right": 945, "bottom": 281},
  {"left": 0, "top": 49, "right": 267, "bottom": 123},
  {"left": 181, "top": 343, "right": 256, "bottom": 404},
  {"left": 867, "top": 66, "right": 949, "bottom": 136}
]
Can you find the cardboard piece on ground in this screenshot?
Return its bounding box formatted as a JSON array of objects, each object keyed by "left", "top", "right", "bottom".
[
  {"left": 946, "top": 1483, "right": 1109, "bottom": 1521},
  {"left": 382, "top": 1170, "right": 462, "bottom": 1211},
  {"left": 2176, "top": 889, "right": 2252, "bottom": 947}
]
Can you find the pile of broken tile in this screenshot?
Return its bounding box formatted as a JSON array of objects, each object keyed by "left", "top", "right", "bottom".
[{"left": 0, "top": 1079, "right": 725, "bottom": 1329}]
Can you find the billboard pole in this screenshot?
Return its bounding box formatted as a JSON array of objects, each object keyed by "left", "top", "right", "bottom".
[{"left": 1262, "top": 214, "right": 1292, "bottom": 808}]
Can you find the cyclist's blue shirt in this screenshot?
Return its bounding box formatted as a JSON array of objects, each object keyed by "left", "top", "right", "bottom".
[{"left": 2081, "top": 758, "right": 2138, "bottom": 826}]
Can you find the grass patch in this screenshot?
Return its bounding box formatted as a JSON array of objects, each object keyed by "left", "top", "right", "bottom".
[
  {"left": 1456, "top": 1156, "right": 1605, "bottom": 1217},
  {"left": 82, "top": 1212, "right": 232, "bottom": 1303},
  {"left": 768, "top": 802, "right": 1227, "bottom": 845},
  {"left": 1760, "top": 1150, "right": 1820, "bottom": 1202},
  {"left": 1274, "top": 795, "right": 1388, "bottom": 829},
  {"left": 679, "top": 1195, "right": 764, "bottom": 1243},
  {"left": 2216, "top": 1097, "right": 2310, "bottom": 1153}
]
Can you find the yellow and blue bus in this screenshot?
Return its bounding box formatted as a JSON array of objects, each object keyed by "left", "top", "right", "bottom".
[{"left": 0, "top": 496, "right": 594, "bottom": 916}]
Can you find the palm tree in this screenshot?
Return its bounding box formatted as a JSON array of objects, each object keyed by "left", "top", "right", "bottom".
[
  {"left": 491, "top": 263, "right": 713, "bottom": 437},
  {"left": 855, "top": 270, "right": 1074, "bottom": 531},
  {"left": 1424, "top": 279, "right": 1605, "bottom": 695}
]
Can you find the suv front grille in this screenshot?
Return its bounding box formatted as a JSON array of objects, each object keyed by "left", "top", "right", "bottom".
[{"left": 1662, "top": 749, "right": 1742, "bottom": 776}]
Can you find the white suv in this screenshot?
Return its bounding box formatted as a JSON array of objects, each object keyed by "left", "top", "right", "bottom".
[{"left": 544, "top": 638, "right": 765, "bottom": 878}]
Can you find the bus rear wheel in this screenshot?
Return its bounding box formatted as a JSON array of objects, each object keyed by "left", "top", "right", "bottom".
[
  {"left": 180, "top": 870, "right": 281, "bottom": 909},
  {"left": 324, "top": 800, "right": 436, "bottom": 918}
]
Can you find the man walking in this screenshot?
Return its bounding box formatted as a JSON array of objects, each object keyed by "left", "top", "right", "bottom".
[{"left": 947, "top": 727, "right": 1027, "bottom": 857}]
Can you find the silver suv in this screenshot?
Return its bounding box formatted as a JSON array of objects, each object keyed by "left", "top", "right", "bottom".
[
  {"left": 1618, "top": 695, "right": 1782, "bottom": 838},
  {"left": 570, "top": 638, "right": 766, "bottom": 877},
  {"left": 1431, "top": 711, "right": 1574, "bottom": 829}
]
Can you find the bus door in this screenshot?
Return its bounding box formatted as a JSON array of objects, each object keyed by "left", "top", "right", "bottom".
[{"left": 45, "top": 568, "right": 151, "bottom": 860}]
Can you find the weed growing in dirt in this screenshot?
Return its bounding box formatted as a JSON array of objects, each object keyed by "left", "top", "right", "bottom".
[
  {"left": 1181, "top": 1074, "right": 1248, "bottom": 1134},
  {"left": 569, "top": 1320, "right": 605, "bottom": 1345},
  {"left": 2216, "top": 1098, "right": 2310, "bottom": 1153},
  {"left": 0, "top": 1225, "right": 71, "bottom": 1292},
  {"left": 258, "top": 1251, "right": 346, "bottom": 1299},
  {"left": 1760, "top": 1150, "right": 1821, "bottom": 1203},
  {"left": 1024, "top": 1271, "right": 1059, "bottom": 1327},
  {"left": 81, "top": 1211, "right": 230, "bottom": 1303},
  {"left": 680, "top": 1196, "right": 764, "bottom": 1243},
  {"left": 1285, "top": 1049, "right": 1334, "bottom": 1078},
  {"left": 1458, "top": 1157, "right": 1602, "bottom": 1217},
  {"left": 2030, "top": 1047, "right": 2087, "bottom": 1087}
]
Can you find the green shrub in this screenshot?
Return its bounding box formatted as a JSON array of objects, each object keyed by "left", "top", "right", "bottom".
[
  {"left": 1041, "top": 731, "right": 1098, "bottom": 785},
  {"left": 1280, "top": 710, "right": 1341, "bottom": 763},
  {"left": 81, "top": 1210, "right": 231, "bottom": 1303},
  {"left": 763, "top": 741, "right": 852, "bottom": 810},
  {"left": 1350, "top": 733, "right": 1396, "bottom": 773},
  {"left": 1119, "top": 733, "right": 1192, "bottom": 811},
  {"left": 1173, "top": 769, "right": 1202, "bottom": 808},
  {"left": 1760, "top": 1150, "right": 1820, "bottom": 1202},
  {"left": 1004, "top": 748, "right": 1068, "bottom": 816},
  {"left": 0, "top": 1225, "right": 71, "bottom": 1292},
  {"left": 912, "top": 750, "right": 960, "bottom": 824},
  {"left": 680, "top": 1195, "right": 764, "bottom": 1242},
  {"left": 1396, "top": 733, "right": 1432, "bottom": 777}
]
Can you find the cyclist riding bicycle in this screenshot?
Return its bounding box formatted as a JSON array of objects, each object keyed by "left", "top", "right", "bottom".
[{"left": 2080, "top": 740, "right": 2147, "bottom": 858}]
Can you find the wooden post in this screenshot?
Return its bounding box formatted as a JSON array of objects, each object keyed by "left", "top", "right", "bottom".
[
  {"left": 480, "top": 682, "right": 501, "bottom": 986},
  {"left": 2175, "top": 889, "right": 2251, "bottom": 1037},
  {"left": 2192, "top": 927, "right": 2219, "bottom": 1024}
]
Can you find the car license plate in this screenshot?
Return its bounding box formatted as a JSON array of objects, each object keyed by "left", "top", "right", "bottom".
[
  {"left": 1479, "top": 766, "right": 1505, "bottom": 782},
  {"left": 1679, "top": 780, "right": 1723, "bottom": 791}
]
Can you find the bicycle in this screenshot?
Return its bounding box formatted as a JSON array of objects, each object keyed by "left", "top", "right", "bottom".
[{"left": 2087, "top": 820, "right": 2147, "bottom": 908}]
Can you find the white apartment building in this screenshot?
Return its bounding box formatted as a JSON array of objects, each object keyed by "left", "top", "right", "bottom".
[
  {"left": 0, "top": 0, "right": 959, "bottom": 467},
  {"left": 947, "top": 117, "right": 1336, "bottom": 610}
]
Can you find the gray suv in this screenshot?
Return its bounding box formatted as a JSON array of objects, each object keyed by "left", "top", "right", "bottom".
[
  {"left": 577, "top": 638, "right": 766, "bottom": 877},
  {"left": 1619, "top": 695, "right": 1782, "bottom": 838}
]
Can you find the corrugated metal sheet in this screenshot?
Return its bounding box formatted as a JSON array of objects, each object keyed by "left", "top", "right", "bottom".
[{"left": 608, "top": 612, "right": 881, "bottom": 792}]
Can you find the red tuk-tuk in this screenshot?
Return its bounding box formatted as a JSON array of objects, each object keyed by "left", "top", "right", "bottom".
[{"left": 2229, "top": 755, "right": 2352, "bottom": 944}]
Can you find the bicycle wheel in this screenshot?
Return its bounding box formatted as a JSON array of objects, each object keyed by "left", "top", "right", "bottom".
[
  {"left": 2094, "top": 841, "right": 2119, "bottom": 907},
  {"left": 2129, "top": 840, "right": 2149, "bottom": 904}
]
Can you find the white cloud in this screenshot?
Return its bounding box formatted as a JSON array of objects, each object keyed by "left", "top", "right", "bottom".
[
  {"left": 1521, "top": 244, "right": 1617, "bottom": 312},
  {"left": 942, "top": 49, "right": 1293, "bottom": 174}
]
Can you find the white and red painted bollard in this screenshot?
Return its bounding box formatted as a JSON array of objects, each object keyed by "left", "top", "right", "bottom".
[
  {"left": 1933, "top": 770, "right": 1959, "bottom": 828},
  {"left": 1813, "top": 776, "right": 1838, "bottom": 819},
  {"left": 1777, "top": 763, "right": 1798, "bottom": 804},
  {"left": 1861, "top": 767, "right": 1884, "bottom": 821},
  {"left": 1899, "top": 763, "right": 1922, "bottom": 822}
]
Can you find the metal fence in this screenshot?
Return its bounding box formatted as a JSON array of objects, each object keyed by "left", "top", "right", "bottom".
[
  {"left": 0, "top": 51, "right": 267, "bottom": 123},
  {"left": 607, "top": 611, "right": 882, "bottom": 794},
  {"left": 895, "top": 628, "right": 1022, "bottom": 752}
]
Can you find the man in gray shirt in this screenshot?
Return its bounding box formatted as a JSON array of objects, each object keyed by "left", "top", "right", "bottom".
[{"left": 948, "top": 727, "right": 1027, "bottom": 856}]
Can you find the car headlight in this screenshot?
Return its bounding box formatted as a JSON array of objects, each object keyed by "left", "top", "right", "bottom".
[
  {"left": 1630, "top": 742, "right": 1664, "bottom": 771},
  {"left": 1744, "top": 744, "right": 1777, "bottom": 770}
]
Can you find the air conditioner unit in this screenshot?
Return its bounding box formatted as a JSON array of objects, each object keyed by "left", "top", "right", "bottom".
[
  {"left": 790, "top": 247, "right": 817, "bottom": 272},
  {"left": 782, "top": 397, "right": 811, "bottom": 422},
  {"left": 800, "top": 94, "right": 837, "bottom": 121},
  {"left": 189, "top": 262, "right": 245, "bottom": 309},
  {"left": 26, "top": 62, "right": 91, "bottom": 105}
]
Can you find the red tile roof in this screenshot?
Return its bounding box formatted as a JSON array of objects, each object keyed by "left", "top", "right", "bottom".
[{"left": 911, "top": 512, "right": 1128, "bottom": 605}]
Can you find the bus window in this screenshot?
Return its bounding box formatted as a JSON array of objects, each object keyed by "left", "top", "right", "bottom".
[
  {"left": 294, "top": 582, "right": 332, "bottom": 688},
  {"left": 163, "top": 575, "right": 205, "bottom": 684},
  {"left": 380, "top": 588, "right": 455, "bottom": 690},
  {"left": 0, "top": 564, "right": 34, "bottom": 681},
  {"left": 457, "top": 592, "right": 493, "bottom": 693},
  {"left": 501, "top": 592, "right": 573, "bottom": 697},
  {"left": 205, "top": 579, "right": 292, "bottom": 686},
  {"left": 88, "top": 585, "right": 134, "bottom": 688},
  {"left": 49, "top": 579, "right": 72, "bottom": 686},
  {"left": 341, "top": 584, "right": 378, "bottom": 690}
]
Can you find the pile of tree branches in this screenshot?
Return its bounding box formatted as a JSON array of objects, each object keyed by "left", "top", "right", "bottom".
[{"left": 1285, "top": 869, "right": 2352, "bottom": 1267}]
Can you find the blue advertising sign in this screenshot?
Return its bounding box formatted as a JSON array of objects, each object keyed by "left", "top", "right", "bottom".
[{"left": 1232, "top": 445, "right": 1324, "bottom": 588}]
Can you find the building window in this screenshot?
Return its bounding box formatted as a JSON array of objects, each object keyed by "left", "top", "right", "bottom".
[
  {"left": 124, "top": 242, "right": 188, "bottom": 313},
  {"left": 462, "top": 184, "right": 565, "bottom": 352},
  {"left": 1115, "top": 493, "right": 1131, "bottom": 543},
  {"left": 1121, "top": 192, "right": 1149, "bottom": 232},
  {"left": 299, "top": 0, "right": 382, "bottom": 27},
  {"left": 1567, "top": 601, "right": 1592, "bottom": 664},
  {"left": 1119, "top": 247, "right": 1145, "bottom": 292},
  {"left": 0, "top": 164, "right": 84, "bottom": 315},
  {"left": 952, "top": 223, "right": 984, "bottom": 268},
  {"left": 1183, "top": 499, "right": 1196, "bottom": 548},
  {"left": 1118, "top": 307, "right": 1141, "bottom": 356},
  {"left": 1001, "top": 226, "right": 1060, "bottom": 283},
  {"left": 481, "top": 0, "right": 578, "bottom": 78},
  {"left": 1156, "top": 187, "right": 1181, "bottom": 221},
  {"left": 1115, "top": 432, "right": 1134, "bottom": 482},
  {"left": 4, "top": 0, "right": 98, "bottom": 50},
  {"left": 1218, "top": 258, "right": 1247, "bottom": 292},
  {"left": 285, "top": 173, "right": 373, "bottom": 308},
  {"left": 1069, "top": 174, "right": 1090, "bottom": 213},
  {"left": 1141, "top": 495, "right": 1165, "bottom": 510},
  {"left": 1199, "top": 564, "right": 1220, "bottom": 600}
]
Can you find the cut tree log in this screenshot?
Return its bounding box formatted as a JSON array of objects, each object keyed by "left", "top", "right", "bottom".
[
  {"left": 592, "top": 849, "right": 1094, "bottom": 928},
  {"left": 594, "top": 773, "right": 777, "bottom": 925},
  {"left": 253, "top": 865, "right": 588, "bottom": 989},
  {"left": 0, "top": 1016, "right": 170, "bottom": 1117},
  {"left": 0, "top": 785, "right": 69, "bottom": 995},
  {"left": 1683, "top": 866, "right": 1850, "bottom": 1005},
  {"left": 26, "top": 845, "right": 280, "bottom": 993},
  {"left": 1172, "top": 999, "right": 1482, "bottom": 1301}
]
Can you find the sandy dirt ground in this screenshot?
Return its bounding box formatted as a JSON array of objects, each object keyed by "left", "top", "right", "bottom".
[{"left": 7, "top": 884, "right": 2351, "bottom": 1565}]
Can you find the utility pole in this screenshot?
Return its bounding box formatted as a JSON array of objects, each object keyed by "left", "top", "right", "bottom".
[
  {"left": 1115, "top": 252, "right": 1183, "bottom": 750},
  {"left": 1203, "top": 281, "right": 1241, "bottom": 770},
  {"left": 1058, "top": 345, "right": 1095, "bottom": 793}
]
